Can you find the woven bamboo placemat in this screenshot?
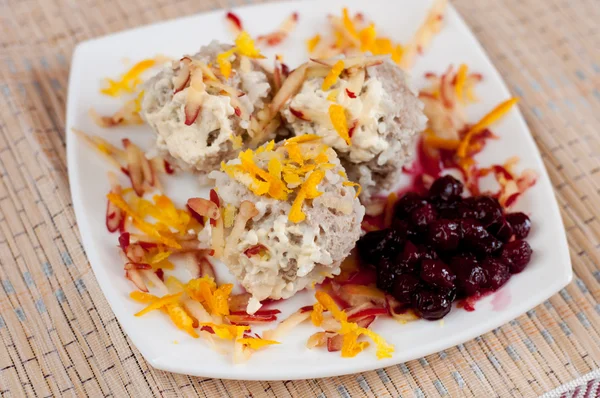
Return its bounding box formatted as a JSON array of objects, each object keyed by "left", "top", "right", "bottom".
[{"left": 1, "top": 0, "right": 599, "bottom": 396}]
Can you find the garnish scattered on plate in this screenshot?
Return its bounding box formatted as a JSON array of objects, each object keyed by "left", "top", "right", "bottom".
[{"left": 73, "top": 1, "right": 537, "bottom": 364}]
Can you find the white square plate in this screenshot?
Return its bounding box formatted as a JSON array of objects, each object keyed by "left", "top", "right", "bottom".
[{"left": 66, "top": 0, "right": 572, "bottom": 380}]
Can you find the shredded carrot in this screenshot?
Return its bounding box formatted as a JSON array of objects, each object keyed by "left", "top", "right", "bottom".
[
  {"left": 285, "top": 134, "right": 321, "bottom": 145},
  {"left": 306, "top": 34, "right": 321, "bottom": 53},
  {"left": 101, "top": 59, "right": 156, "bottom": 97},
  {"left": 234, "top": 31, "right": 263, "bottom": 58},
  {"left": 185, "top": 277, "right": 232, "bottom": 316},
  {"left": 165, "top": 303, "right": 199, "bottom": 338},
  {"left": 106, "top": 193, "right": 182, "bottom": 249},
  {"left": 311, "top": 303, "right": 324, "bottom": 326},
  {"left": 359, "top": 24, "right": 377, "bottom": 52},
  {"left": 329, "top": 104, "right": 351, "bottom": 145},
  {"left": 342, "top": 181, "right": 362, "bottom": 198},
  {"left": 454, "top": 64, "right": 468, "bottom": 101},
  {"left": 423, "top": 131, "right": 460, "bottom": 150},
  {"left": 341, "top": 331, "right": 370, "bottom": 357},
  {"left": 238, "top": 338, "right": 280, "bottom": 349},
  {"left": 315, "top": 291, "right": 347, "bottom": 323},
  {"left": 457, "top": 98, "right": 519, "bottom": 158},
  {"left": 217, "top": 48, "right": 236, "bottom": 79},
  {"left": 342, "top": 8, "right": 359, "bottom": 39},
  {"left": 322, "top": 60, "right": 345, "bottom": 91},
  {"left": 135, "top": 292, "right": 182, "bottom": 317},
  {"left": 288, "top": 169, "right": 325, "bottom": 223},
  {"left": 200, "top": 323, "right": 249, "bottom": 340},
  {"left": 130, "top": 291, "right": 158, "bottom": 304},
  {"left": 312, "top": 291, "right": 394, "bottom": 359},
  {"left": 289, "top": 191, "right": 308, "bottom": 223}
]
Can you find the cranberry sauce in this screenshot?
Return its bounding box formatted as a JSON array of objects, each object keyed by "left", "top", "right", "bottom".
[{"left": 357, "top": 174, "right": 533, "bottom": 321}]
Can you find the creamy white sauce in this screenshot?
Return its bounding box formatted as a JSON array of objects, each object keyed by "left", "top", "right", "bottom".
[
  {"left": 283, "top": 75, "right": 393, "bottom": 163},
  {"left": 141, "top": 42, "right": 272, "bottom": 172},
  {"left": 208, "top": 147, "right": 363, "bottom": 310}
]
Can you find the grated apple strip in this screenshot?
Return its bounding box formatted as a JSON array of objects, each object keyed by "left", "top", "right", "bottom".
[{"left": 224, "top": 201, "right": 259, "bottom": 256}]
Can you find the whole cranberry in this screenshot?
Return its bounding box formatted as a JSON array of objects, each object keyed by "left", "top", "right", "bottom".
[
  {"left": 420, "top": 259, "right": 456, "bottom": 289},
  {"left": 393, "top": 219, "right": 419, "bottom": 241},
  {"left": 477, "top": 236, "right": 504, "bottom": 255},
  {"left": 488, "top": 218, "right": 514, "bottom": 242},
  {"left": 501, "top": 240, "right": 533, "bottom": 273},
  {"left": 428, "top": 219, "right": 461, "bottom": 251},
  {"left": 482, "top": 258, "right": 511, "bottom": 290},
  {"left": 417, "top": 245, "right": 439, "bottom": 262},
  {"left": 395, "top": 259, "right": 415, "bottom": 274},
  {"left": 395, "top": 192, "right": 427, "bottom": 220},
  {"left": 506, "top": 213, "right": 531, "bottom": 239},
  {"left": 457, "top": 200, "right": 479, "bottom": 219},
  {"left": 456, "top": 264, "right": 487, "bottom": 296},
  {"left": 460, "top": 219, "right": 489, "bottom": 241},
  {"left": 471, "top": 196, "right": 503, "bottom": 226},
  {"left": 392, "top": 274, "right": 421, "bottom": 303},
  {"left": 376, "top": 258, "right": 401, "bottom": 292},
  {"left": 460, "top": 219, "right": 503, "bottom": 255},
  {"left": 442, "top": 286, "right": 458, "bottom": 303},
  {"left": 412, "top": 289, "right": 453, "bottom": 320},
  {"left": 357, "top": 229, "right": 404, "bottom": 266},
  {"left": 397, "top": 241, "right": 420, "bottom": 265},
  {"left": 410, "top": 203, "right": 437, "bottom": 232},
  {"left": 436, "top": 202, "right": 460, "bottom": 219},
  {"left": 449, "top": 255, "right": 478, "bottom": 273},
  {"left": 429, "top": 175, "right": 463, "bottom": 201}
]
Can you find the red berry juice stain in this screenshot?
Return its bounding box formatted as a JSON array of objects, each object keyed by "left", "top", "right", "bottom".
[{"left": 491, "top": 289, "right": 512, "bottom": 311}]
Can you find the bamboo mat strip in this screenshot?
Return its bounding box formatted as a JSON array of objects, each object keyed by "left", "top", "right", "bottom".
[{"left": 0, "top": 0, "right": 599, "bottom": 396}]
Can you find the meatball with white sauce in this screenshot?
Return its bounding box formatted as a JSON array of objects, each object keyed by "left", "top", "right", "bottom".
[
  {"left": 208, "top": 138, "right": 364, "bottom": 313},
  {"left": 281, "top": 56, "right": 427, "bottom": 207},
  {"left": 141, "top": 40, "right": 276, "bottom": 182}
]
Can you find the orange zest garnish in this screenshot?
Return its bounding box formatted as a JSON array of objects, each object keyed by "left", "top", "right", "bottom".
[
  {"left": 130, "top": 291, "right": 159, "bottom": 304},
  {"left": 106, "top": 193, "right": 182, "bottom": 249},
  {"left": 454, "top": 64, "right": 468, "bottom": 101},
  {"left": 234, "top": 31, "right": 263, "bottom": 58},
  {"left": 134, "top": 194, "right": 191, "bottom": 234},
  {"left": 423, "top": 130, "right": 460, "bottom": 150},
  {"left": 342, "top": 181, "right": 362, "bottom": 198},
  {"left": 339, "top": 321, "right": 394, "bottom": 359},
  {"left": 101, "top": 59, "right": 156, "bottom": 97},
  {"left": 288, "top": 169, "right": 325, "bottom": 223},
  {"left": 216, "top": 48, "right": 236, "bottom": 79},
  {"left": 315, "top": 291, "right": 347, "bottom": 322},
  {"left": 200, "top": 323, "right": 249, "bottom": 340},
  {"left": 307, "top": 34, "right": 321, "bottom": 53},
  {"left": 341, "top": 331, "right": 370, "bottom": 357},
  {"left": 165, "top": 303, "right": 199, "bottom": 338},
  {"left": 217, "top": 31, "right": 265, "bottom": 78},
  {"left": 457, "top": 97, "right": 519, "bottom": 158},
  {"left": 359, "top": 24, "right": 376, "bottom": 52},
  {"left": 134, "top": 292, "right": 182, "bottom": 317},
  {"left": 313, "top": 291, "right": 394, "bottom": 359},
  {"left": 328, "top": 104, "right": 351, "bottom": 145},
  {"left": 342, "top": 8, "right": 359, "bottom": 39},
  {"left": 311, "top": 302, "right": 324, "bottom": 326},
  {"left": 185, "top": 277, "right": 232, "bottom": 316},
  {"left": 285, "top": 134, "right": 321, "bottom": 145},
  {"left": 322, "top": 60, "right": 345, "bottom": 91},
  {"left": 238, "top": 338, "right": 280, "bottom": 349},
  {"left": 222, "top": 140, "right": 338, "bottom": 224}
]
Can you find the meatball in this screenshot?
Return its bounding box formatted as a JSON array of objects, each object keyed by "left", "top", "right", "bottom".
[
  {"left": 281, "top": 57, "right": 426, "bottom": 205},
  {"left": 141, "top": 40, "right": 275, "bottom": 182},
  {"left": 209, "top": 137, "right": 364, "bottom": 313}
]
